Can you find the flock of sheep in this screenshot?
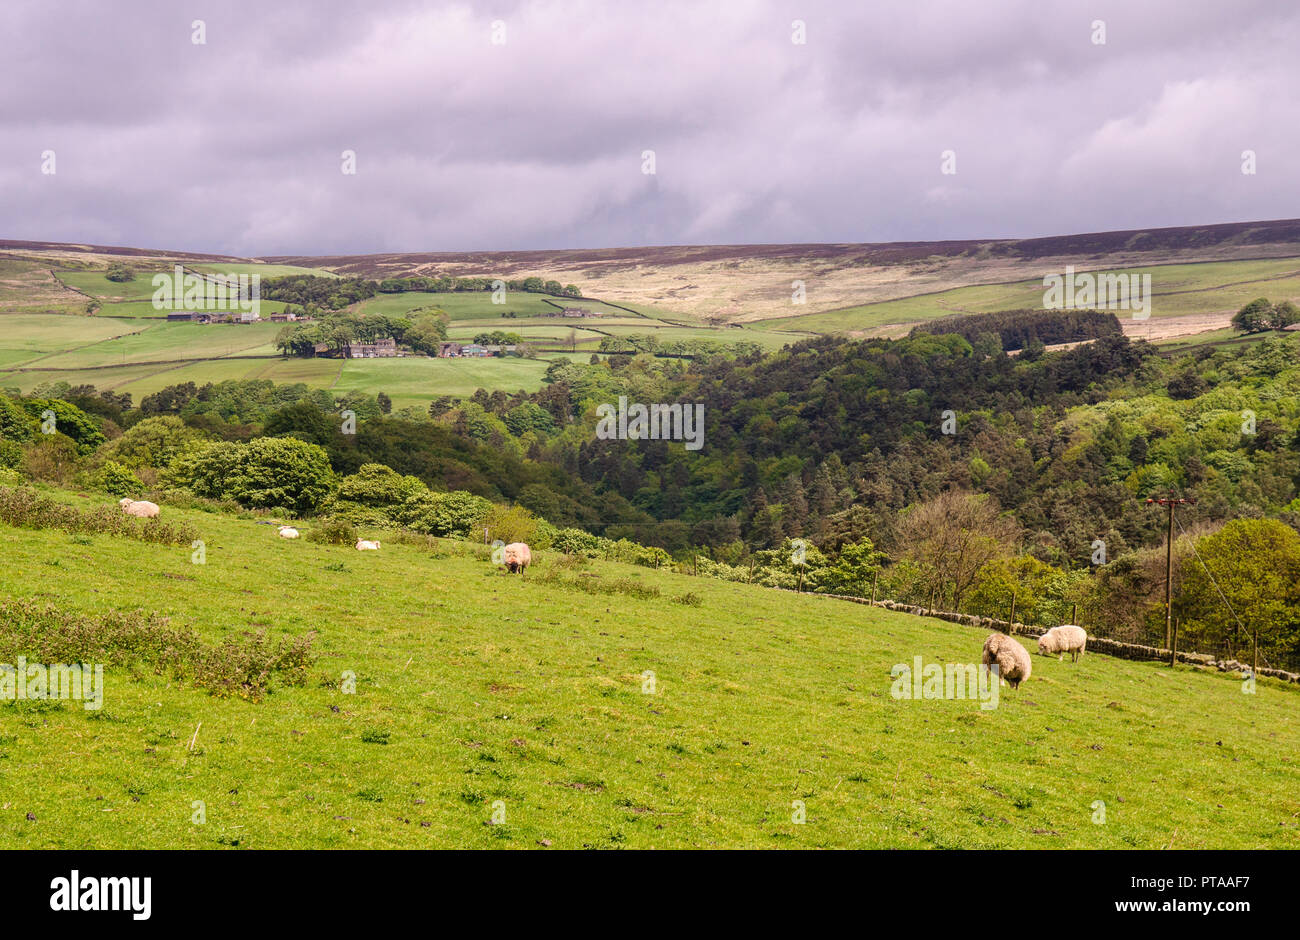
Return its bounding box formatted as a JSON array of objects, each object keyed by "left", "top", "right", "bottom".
[
  {"left": 982, "top": 624, "right": 1088, "bottom": 688},
  {"left": 116, "top": 499, "right": 532, "bottom": 573},
  {"left": 118, "top": 504, "right": 1088, "bottom": 662}
]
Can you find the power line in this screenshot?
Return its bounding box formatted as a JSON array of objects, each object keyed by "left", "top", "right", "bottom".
[{"left": 1173, "top": 513, "right": 1262, "bottom": 671}]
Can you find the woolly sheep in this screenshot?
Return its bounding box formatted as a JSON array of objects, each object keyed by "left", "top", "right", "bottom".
[
  {"left": 981, "top": 633, "right": 1032, "bottom": 689},
  {"left": 356, "top": 539, "right": 381, "bottom": 551},
  {"left": 118, "top": 498, "right": 160, "bottom": 519},
  {"left": 278, "top": 526, "right": 300, "bottom": 539},
  {"left": 1037, "top": 624, "right": 1087, "bottom": 663},
  {"left": 502, "top": 542, "right": 531, "bottom": 573}
]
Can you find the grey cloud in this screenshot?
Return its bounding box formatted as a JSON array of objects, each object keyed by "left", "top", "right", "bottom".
[{"left": 1, "top": 0, "right": 1297, "bottom": 255}]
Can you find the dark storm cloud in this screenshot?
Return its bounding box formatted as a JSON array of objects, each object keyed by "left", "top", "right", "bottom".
[{"left": 1, "top": 0, "right": 1297, "bottom": 254}]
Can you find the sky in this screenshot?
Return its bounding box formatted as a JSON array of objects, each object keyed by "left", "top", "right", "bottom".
[{"left": 2, "top": 0, "right": 1297, "bottom": 256}]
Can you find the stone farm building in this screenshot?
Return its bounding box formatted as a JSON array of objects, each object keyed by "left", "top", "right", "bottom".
[
  {"left": 166, "top": 310, "right": 261, "bottom": 323},
  {"left": 312, "top": 337, "right": 408, "bottom": 359},
  {"left": 343, "top": 337, "right": 403, "bottom": 358},
  {"left": 437, "top": 342, "right": 514, "bottom": 358}
]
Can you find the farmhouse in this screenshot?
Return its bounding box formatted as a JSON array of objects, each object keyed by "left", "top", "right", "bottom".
[
  {"left": 561, "top": 307, "right": 601, "bottom": 318},
  {"left": 437, "top": 341, "right": 463, "bottom": 358},
  {"left": 460, "top": 343, "right": 490, "bottom": 357},
  {"left": 343, "top": 337, "right": 403, "bottom": 358},
  {"left": 165, "top": 310, "right": 260, "bottom": 323}
]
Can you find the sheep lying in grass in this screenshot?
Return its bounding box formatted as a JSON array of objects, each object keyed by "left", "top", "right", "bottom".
[
  {"left": 503, "top": 542, "right": 531, "bottom": 573},
  {"left": 1038, "top": 624, "right": 1087, "bottom": 663},
  {"left": 982, "top": 633, "right": 1032, "bottom": 689},
  {"left": 356, "top": 539, "right": 381, "bottom": 551},
  {"left": 278, "top": 526, "right": 300, "bottom": 539},
  {"left": 119, "top": 497, "right": 160, "bottom": 519}
]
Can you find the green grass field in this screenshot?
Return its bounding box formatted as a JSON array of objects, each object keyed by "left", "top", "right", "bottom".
[
  {"left": 332, "top": 356, "right": 554, "bottom": 406},
  {"left": 95, "top": 300, "right": 293, "bottom": 320},
  {"left": 51, "top": 270, "right": 160, "bottom": 303},
  {"left": 354, "top": 292, "right": 645, "bottom": 322},
  {"left": 773, "top": 257, "right": 1300, "bottom": 333},
  {"left": 0, "top": 489, "right": 1295, "bottom": 849},
  {"left": 192, "top": 263, "right": 337, "bottom": 279}
]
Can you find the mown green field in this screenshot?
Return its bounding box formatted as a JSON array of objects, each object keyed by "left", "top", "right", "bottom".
[
  {"left": 95, "top": 300, "right": 293, "bottom": 320},
  {"left": 0, "top": 489, "right": 1296, "bottom": 849},
  {"left": 51, "top": 270, "right": 160, "bottom": 303},
  {"left": 332, "top": 356, "right": 553, "bottom": 406},
  {"left": 354, "top": 291, "right": 647, "bottom": 323}
]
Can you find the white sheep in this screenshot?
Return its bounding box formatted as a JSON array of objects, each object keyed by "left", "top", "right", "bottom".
[
  {"left": 118, "top": 497, "right": 160, "bottom": 519},
  {"left": 502, "top": 542, "right": 531, "bottom": 573},
  {"left": 1037, "top": 624, "right": 1087, "bottom": 663},
  {"left": 981, "top": 633, "right": 1032, "bottom": 689},
  {"left": 356, "top": 539, "right": 381, "bottom": 551},
  {"left": 278, "top": 526, "right": 300, "bottom": 539}
]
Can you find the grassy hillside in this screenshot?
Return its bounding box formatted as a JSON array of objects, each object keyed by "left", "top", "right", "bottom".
[
  {"left": 1, "top": 488, "right": 1295, "bottom": 849},
  {"left": 771, "top": 257, "right": 1300, "bottom": 335}
]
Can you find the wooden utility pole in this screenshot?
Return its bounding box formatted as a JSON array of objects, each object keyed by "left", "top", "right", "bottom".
[
  {"left": 1145, "top": 495, "right": 1196, "bottom": 649},
  {"left": 870, "top": 569, "right": 879, "bottom": 605},
  {"left": 1070, "top": 603, "right": 1078, "bottom": 626},
  {"left": 1171, "top": 617, "right": 1178, "bottom": 667},
  {"left": 1007, "top": 591, "right": 1017, "bottom": 634}
]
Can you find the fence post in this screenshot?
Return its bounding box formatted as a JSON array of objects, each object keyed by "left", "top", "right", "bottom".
[
  {"left": 870, "top": 569, "right": 878, "bottom": 606},
  {"left": 1007, "top": 591, "right": 1017, "bottom": 634},
  {"left": 1070, "top": 603, "right": 1077, "bottom": 626}
]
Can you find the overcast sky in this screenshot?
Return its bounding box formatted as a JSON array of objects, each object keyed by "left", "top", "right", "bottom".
[{"left": 2, "top": 0, "right": 1297, "bottom": 256}]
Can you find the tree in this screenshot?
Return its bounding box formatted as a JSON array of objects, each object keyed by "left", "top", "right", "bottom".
[
  {"left": 104, "top": 262, "right": 136, "bottom": 283},
  {"left": 1231, "top": 297, "right": 1274, "bottom": 334},
  {"left": 100, "top": 415, "right": 207, "bottom": 469},
  {"left": 377, "top": 392, "right": 392, "bottom": 414},
  {"left": 168, "top": 437, "right": 335, "bottom": 514},
  {"left": 1269, "top": 300, "right": 1300, "bottom": 330},
  {"left": 1177, "top": 519, "right": 1300, "bottom": 668},
  {"left": 821, "top": 538, "right": 886, "bottom": 596},
  {"left": 893, "top": 490, "right": 1019, "bottom": 611}
]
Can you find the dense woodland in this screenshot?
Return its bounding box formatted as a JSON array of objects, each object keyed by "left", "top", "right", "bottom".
[{"left": 3, "top": 318, "right": 1299, "bottom": 669}]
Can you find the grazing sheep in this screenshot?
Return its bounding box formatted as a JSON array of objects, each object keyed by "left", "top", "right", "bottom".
[
  {"left": 1037, "top": 624, "right": 1087, "bottom": 663},
  {"left": 502, "top": 542, "right": 531, "bottom": 573},
  {"left": 356, "top": 539, "right": 381, "bottom": 551},
  {"left": 278, "top": 526, "right": 300, "bottom": 539},
  {"left": 982, "top": 633, "right": 1032, "bottom": 689},
  {"left": 118, "top": 497, "right": 160, "bottom": 519}
]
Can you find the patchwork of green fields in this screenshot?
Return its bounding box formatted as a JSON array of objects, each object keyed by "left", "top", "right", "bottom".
[
  {"left": 0, "top": 492, "right": 1295, "bottom": 849},
  {"left": 2, "top": 253, "right": 1295, "bottom": 404}
]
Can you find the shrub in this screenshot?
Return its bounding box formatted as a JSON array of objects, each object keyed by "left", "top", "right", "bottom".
[
  {"left": 308, "top": 517, "right": 359, "bottom": 546},
  {"left": 166, "top": 437, "right": 335, "bottom": 514},
  {"left": 480, "top": 502, "right": 545, "bottom": 546},
  {"left": 100, "top": 416, "right": 207, "bottom": 470},
  {"left": 20, "top": 398, "right": 105, "bottom": 453},
  {"left": 0, "top": 395, "right": 38, "bottom": 443},
  {"left": 89, "top": 460, "right": 145, "bottom": 498},
  {"left": 0, "top": 597, "right": 314, "bottom": 701},
  {"left": 20, "top": 436, "right": 83, "bottom": 485},
  {"left": 399, "top": 489, "right": 493, "bottom": 538},
  {"left": 0, "top": 485, "right": 196, "bottom": 546},
  {"left": 104, "top": 262, "right": 136, "bottom": 283}
]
